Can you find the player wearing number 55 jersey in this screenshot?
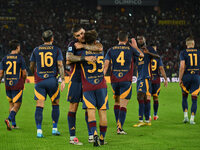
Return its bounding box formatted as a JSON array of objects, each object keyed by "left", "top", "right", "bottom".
[
  {"left": 0, "top": 40, "right": 27, "bottom": 130},
  {"left": 179, "top": 37, "right": 200, "bottom": 124},
  {"left": 30, "top": 30, "right": 65, "bottom": 138},
  {"left": 80, "top": 30, "right": 108, "bottom": 146},
  {"left": 104, "top": 31, "right": 144, "bottom": 134}
]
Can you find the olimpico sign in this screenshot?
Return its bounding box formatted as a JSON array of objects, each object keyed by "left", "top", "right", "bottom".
[{"left": 98, "top": 0, "right": 159, "bottom": 6}]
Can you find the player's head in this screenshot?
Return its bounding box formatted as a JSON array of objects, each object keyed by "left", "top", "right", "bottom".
[
  {"left": 72, "top": 24, "right": 85, "bottom": 43},
  {"left": 186, "top": 37, "right": 195, "bottom": 48},
  {"left": 136, "top": 36, "right": 146, "bottom": 48},
  {"left": 84, "top": 30, "right": 98, "bottom": 44},
  {"left": 42, "top": 30, "right": 54, "bottom": 43},
  {"left": 117, "top": 31, "right": 128, "bottom": 43},
  {"left": 9, "top": 40, "right": 20, "bottom": 53},
  {"left": 150, "top": 44, "right": 157, "bottom": 51}
]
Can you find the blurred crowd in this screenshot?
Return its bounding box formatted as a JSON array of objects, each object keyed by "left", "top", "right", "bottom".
[{"left": 0, "top": 0, "right": 200, "bottom": 77}]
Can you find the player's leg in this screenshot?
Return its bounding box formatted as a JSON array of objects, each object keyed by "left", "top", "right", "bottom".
[
  {"left": 5, "top": 90, "right": 23, "bottom": 130},
  {"left": 34, "top": 82, "right": 46, "bottom": 138},
  {"left": 88, "top": 108, "right": 99, "bottom": 146},
  {"left": 48, "top": 77, "right": 61, "bottom": 135},
  {"left": 67, "top": 81, "right": 83, "bottom": 144},
  {"left": 51, "top": 99, "right": 60, "bottom": 135},
  {"left": 98, "top": 109, "right": 107, "bottom": 145},
  {"left": 35, "top": 99, "right": 45, "bottom": 138},
  {"left": 96, "top": 88, "right": 108, "bottom": 146},
  {"left": 117, "top": 81, "right": 132, "bottom": 133},
  {"left": 181, "top": 76, "right": 189, "bottom": 123},
  {"left": 152, "top": 83, "right": 160, "bottom": 120},
  {"left": 144, "top": 79, "right": 151, "bottom": 125},
  {"left": 189, "top": 75, "right": 200, "bottom": 124},
  {"left": 134, "top": 80, "right": 146, "bottom": 127},
  {"left": 111, "top": 83, "right": 120, "bottom": 123}
]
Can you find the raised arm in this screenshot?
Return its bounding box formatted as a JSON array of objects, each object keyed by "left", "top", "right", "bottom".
[
  {"left": 129, "top": 38, "right": 144, "bottom": 58},
  {"left": 57, "top": 60, "right": 65, "bottom": 92},
  {"left": 29, "top": 61, "right": 36, "bottom": 74},
  {"left": 159, "top": 66, "right": 168, "bottom": 87},
  {"left": 143, "top": 48, "right": 160, "bottom": 58},
  {"left": 104, "top": 60, "right": 110, "bottom": 75},
  {"left": 179, "top": 60, "right": 185, "bottom": 87}
]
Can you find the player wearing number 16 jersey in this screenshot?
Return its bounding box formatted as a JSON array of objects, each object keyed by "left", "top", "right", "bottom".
[
  {"left": 104, "top": 31, "right": 144, "bottom": 134},
  {"left": 0, "top": 40, "right": 27, "bottom": 130},
  {"left": 30, "top": 30, "right": 65, "bottom": 138},
  {"left": 179, "top": 37, "right": 200, "bottom": 124}
]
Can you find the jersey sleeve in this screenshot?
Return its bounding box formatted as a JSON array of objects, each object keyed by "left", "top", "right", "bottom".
[
  {"left": 67, "top": 41, "right": 76, "bottom": 55},
  {"left": 30, "top": 48, "right": 36, "bottom": 62},
  {"left": 21, "top": 56, "right": 27, "bottom": 70},
  {"left": 57, "top": 48, "right": 64, "bottom": 61},
  {"left": 179, "top": 51, "right": 185, "bottom": 61},
  {"left": 105, "top": 49, "right": 111, "bottom": 60},
  {"left": 130, "top": 46, "right": 140, "bottom": 57}
]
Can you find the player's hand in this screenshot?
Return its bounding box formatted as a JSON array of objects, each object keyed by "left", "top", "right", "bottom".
[
  {"left": 74, "top": 42, "right": 84, "bottom": 49},
  {"left": 179, "top": 79, "right": 183, "bottom": 87},
  {"left": 164, "top": 80, "right": 168, "bottom": 87},
  {"left": 61, "top": 81, "right": 65, "bottom": 92},
  {"left": 142, "top": 47, "right": 149, "bottom": 53},
  {"left": 129, "top": 38, "right": 138, "bottom": 48},
  {"left": 85, "top": 56, "right": 96, "bottom": 62}
]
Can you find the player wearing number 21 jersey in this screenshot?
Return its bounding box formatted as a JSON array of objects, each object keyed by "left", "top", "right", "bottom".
[
  {"left": 179, "top": 37, "right": 200, "bottom": 124},
  {"left": 0, "top": 40, "right": 27, "bottom": 130}
]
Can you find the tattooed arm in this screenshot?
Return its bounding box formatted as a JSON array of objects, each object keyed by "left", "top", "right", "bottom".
[{"left": 57, "top": 60, "right": 65, "bottom": 92}]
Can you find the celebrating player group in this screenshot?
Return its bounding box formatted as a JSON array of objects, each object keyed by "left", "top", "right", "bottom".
[{"left": 0, "top": 24, "right": 199, "bottom": 147}]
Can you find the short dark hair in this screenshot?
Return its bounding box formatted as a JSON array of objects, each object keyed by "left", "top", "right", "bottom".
[
  {"left": 84, "top": 30, "right": 98, "bottom": 44},
  {"left": 42, "top": 30, "right": 53, "bottom": 42},
  {"left": 9, "top": 40, "right": 20, "bottom": 50},
  {"left": 72, "top": 24, "right": 83, "bottom": 34},
  {"left": 118, "top": 31, "right": 128, "bottom": 42}
]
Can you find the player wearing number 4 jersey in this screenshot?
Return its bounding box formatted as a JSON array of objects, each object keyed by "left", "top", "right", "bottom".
[
  {"left": 104, "top": 31, "right": 144, "bottom": 134},
  {"left": 30, "top": 30, "right": 65, "bottom": 138},
  {"left": 179, "top": 37, "right": 200, "bottom": 124},
  {"left": 0, "top": 40, "right": 27, "bottom": 130}
]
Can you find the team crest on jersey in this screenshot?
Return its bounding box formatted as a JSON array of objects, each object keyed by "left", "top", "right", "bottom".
[
  {"left": 94, "top": 79, "right": 100, "bottom": 84},
  {"left": 9, "top": 80, "right": 13, "bottom": 86},
  {"left": 118, "top": 72, "right": 123, "bottom": 77},
  {"left": 68, "top": 47, "right": 72, "bottom": 52},
  {"left": 43, "top": 74, "right": 49, "bottom": 78}
]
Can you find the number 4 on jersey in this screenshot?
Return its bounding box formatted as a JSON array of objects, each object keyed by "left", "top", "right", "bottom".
[{"left": 116, "top": 51, "right": 125, "bottom": 66}]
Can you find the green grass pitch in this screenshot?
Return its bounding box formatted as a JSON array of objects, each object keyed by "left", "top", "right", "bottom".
[{"left": 0, "top": 83, "right": 200, "bottom": 150}]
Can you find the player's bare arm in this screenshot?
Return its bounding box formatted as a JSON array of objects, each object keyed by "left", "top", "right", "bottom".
[
  {"left": 159, "top": 66, "right": 168, "bottom": 87},
  {"left": 104, "top": 60, "right": 110, "bottom": 75},
  {"left": 75, "top": 42, "right": 103, "bottom": 52},
  {"left": 66, "top": 52, "right": 96, "bottom": 63},
  {"left": 30, "top": 61, "right": 36, "bottom": 74},
  {"left": 22, "top": 69, "right": 27, "bottom": 81},
  {"left": 57, "top": 60, "right": 65, "bottom": 92},
  {"left": 0, "top": 70, "right": 4, "bottom": 83},
  {"left": 129, "top": 38, "right": 144, "bottom": 58},
  {"left": 179, "top": 60, "right": 185, "bottom": 87}
]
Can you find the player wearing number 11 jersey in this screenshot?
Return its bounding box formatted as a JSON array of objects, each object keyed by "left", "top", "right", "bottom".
[
  {"left": 179, "top": 37, "right": 200, "bottom": 124},
  {"left": 104, "top": 31, "right": 144, "bottom": 134},
  {"left": 30, "top": 30, "right": 65, "bottom": 138}
]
